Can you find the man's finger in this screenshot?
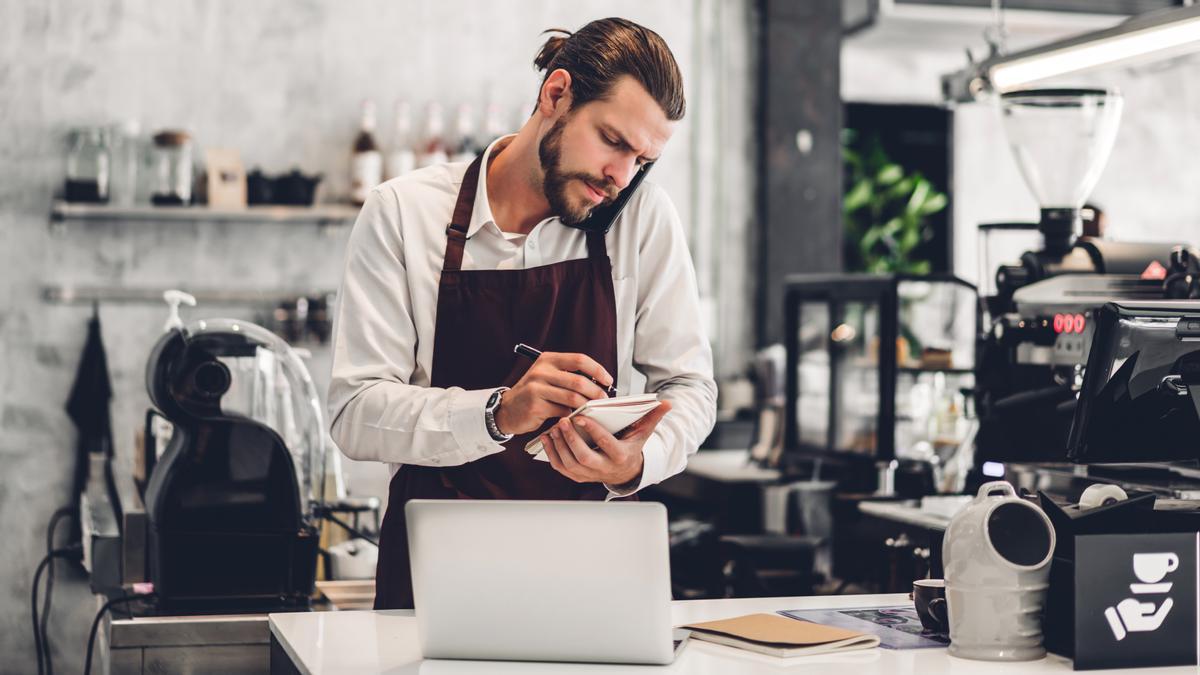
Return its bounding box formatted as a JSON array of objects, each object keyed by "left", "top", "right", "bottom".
[
  {"left": 548, "top": 427, "right": 588, "bottom": 481},
  {"left": 626, "top": 400, "right": 672, "bottom": 438},
  {"left": 575, "top": 417, "right": 628, "bottom": 459},
  {"left": 543, "top": 352, "right": 613, "bottom": 388},
  {"left": 542, "top": 433, "right": 565, "bottom": 472},
  {"left": 534, "top": 382, "right": 591, "bottom": 412},
  {"left": 543, "top": 370, "right": 609, "bottom": 401},
  {"left": 558, "top": 419, "right": 607, "bottom": 470}
]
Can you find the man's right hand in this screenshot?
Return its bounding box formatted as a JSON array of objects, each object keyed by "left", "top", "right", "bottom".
[{"left": 493, "top": 352, "right": 613, "bottom": 436}]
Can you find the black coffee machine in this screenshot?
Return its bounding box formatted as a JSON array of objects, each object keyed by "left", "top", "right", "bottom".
[
  {"left": 1069, "top": 301, "right": 1200, "bottom": 464},
  {"left": 973, "top": 89, "right": 1197, "bottom": 464},
  {"left": 142, "top": 317, "right": 327, "bottom": 612}
]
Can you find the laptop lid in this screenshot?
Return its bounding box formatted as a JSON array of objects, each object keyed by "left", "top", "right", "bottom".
[{"left": 406, "top": 500, "right": 675, "bottom": 665}]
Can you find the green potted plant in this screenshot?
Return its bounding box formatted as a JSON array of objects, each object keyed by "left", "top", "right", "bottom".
[{"left": 842, "top": 129, "right": 947, "bottom": 274}]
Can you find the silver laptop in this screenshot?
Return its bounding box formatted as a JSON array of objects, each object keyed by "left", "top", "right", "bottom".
[{"left": 406, "top": 500, "right": 688, "bottom": 665}]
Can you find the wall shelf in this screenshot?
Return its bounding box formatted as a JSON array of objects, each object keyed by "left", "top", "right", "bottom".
[
  {"left": 897, "top": 366, "right": 974, "bottom": 376},
  {"left": 50, "top": 200, "right": 359, "bottom": 226},
  {"left": 42, "top": 285, "right": 336, "bottom": 306}
]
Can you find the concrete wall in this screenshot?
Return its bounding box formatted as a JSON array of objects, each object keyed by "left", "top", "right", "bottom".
[{"left": 0, "top": 1, "right": 754, "bottom": 672}]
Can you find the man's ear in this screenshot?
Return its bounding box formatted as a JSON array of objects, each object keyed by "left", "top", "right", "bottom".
[{"left": 537, "top": 68, "right": 574, "bottom": 117}]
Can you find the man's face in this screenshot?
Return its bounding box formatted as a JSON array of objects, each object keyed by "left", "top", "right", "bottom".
[{"left": 537, "top": 75, "right": 676, "bottom": 225}]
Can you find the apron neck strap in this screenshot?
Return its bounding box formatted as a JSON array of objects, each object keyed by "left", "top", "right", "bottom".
[
  {"left": 585, "top": 230, "right": 608, "bottom": 259},
  {"left": 443, "top": 152, "right": 610, "bottom": 271},
  {"left": 443, "top": 153, "right": 484, "bottom": 273}
]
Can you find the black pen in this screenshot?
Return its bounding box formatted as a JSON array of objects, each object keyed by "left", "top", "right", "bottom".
[{"left": 513, "top": 343, "right": 617, "bottom": 397}]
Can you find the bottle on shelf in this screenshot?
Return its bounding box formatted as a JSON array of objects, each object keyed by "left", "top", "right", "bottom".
[
  {"left": 385, "top": 101, "right": 417, "bottom": 181},
  {"left": 483, "top": 101, "right": 509, "bottom": 151},
  {"left": 109, "top": 119, "right": 141, "bottom": 206},
  {"left": 450, "top": 104, "right": 477, "bottom": 163},
  {"left": 417, "top": 102, "right": 449, "bottom": 169},
  {"left": 350, "top": 99, "right": 383, "bottom": 205}
]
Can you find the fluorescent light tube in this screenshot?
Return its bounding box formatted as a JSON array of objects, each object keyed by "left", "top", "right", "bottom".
[{"left": 990, "top": 12, "right": 1200, "bottom": 91}]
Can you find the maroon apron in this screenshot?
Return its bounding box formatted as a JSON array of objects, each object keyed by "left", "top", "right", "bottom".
[{"left": 372, "top": 152, "right": 627, "bottom": 609}]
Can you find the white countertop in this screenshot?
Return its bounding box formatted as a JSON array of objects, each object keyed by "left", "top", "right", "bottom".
[
  {"left": 683, "top": 448, "right": 781, "bottom": 483},
  {"left": 858, "top": 499, "right": 954, "bottom": 531},
  {"left": 268, "top": 593, "right": 1193, "bottom": 674}
]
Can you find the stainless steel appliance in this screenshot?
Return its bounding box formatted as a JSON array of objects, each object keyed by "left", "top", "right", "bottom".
[{"left": 974, "top": 88, "right": 1194, "bottom": 463}]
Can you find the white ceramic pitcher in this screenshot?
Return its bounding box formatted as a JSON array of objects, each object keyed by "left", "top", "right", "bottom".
[{"left": 943, "top": 481, "right": 1056, "bottom": 661}]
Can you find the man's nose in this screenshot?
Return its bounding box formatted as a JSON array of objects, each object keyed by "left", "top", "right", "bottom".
[{"left": 604, "top": 156, "right": 639, "bottom": 192}]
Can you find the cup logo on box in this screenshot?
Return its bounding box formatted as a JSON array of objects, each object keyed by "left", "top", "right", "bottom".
[
  {"left": 1133, "top": 552, "right": 1178, "bottom": 584},
  {"left": 1103, "top": 551, "right": 1180, "bottom": 641}
]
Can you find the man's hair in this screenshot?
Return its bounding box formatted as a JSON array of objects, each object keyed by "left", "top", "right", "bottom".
[{"left": 532, "top": 18, "right": 685, "bottom": 121}]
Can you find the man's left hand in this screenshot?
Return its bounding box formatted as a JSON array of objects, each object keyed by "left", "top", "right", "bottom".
[{"left": 541, "top": 401, "right": 673, "bottom": 487}]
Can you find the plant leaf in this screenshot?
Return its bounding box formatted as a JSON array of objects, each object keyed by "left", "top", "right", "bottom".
[
  {"left": 876, "top": 164, "right": 903, "bottom": 185},
  {"left": 843, "top": 179, "right": 873, "bottom": 212},
  {"left": 920, "top": 192, "right": 947, "bottom": 215},
  {"left": 906, "top": 179, "right": 930, "bottom": 216}
]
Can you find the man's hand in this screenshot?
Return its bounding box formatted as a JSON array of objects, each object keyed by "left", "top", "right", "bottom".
[
  {"left": 542, "top": 400, "right": 673, "bottom": 487},
  {"left": 494, "top": 352, "right": 613, "bottom": 436}
]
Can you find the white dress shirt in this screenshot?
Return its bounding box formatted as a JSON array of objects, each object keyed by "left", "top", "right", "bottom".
[{"left": 327, "top": 136, "right": 717, "bottom": 497}]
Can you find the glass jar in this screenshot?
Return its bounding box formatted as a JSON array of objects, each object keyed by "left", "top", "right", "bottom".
[
  {"left": 65, "top": 127, "right": 111, "bottom": 203},
  {"left": 150, "top": 130, "right": 193, "bottom": 206},
  {"left": 109, "top": 120, "right": 142, "bottom": 206}
]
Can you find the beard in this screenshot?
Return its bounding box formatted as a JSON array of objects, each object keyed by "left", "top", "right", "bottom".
[{"left": 537, "top": 115, "right": 615, "bottom": 225}]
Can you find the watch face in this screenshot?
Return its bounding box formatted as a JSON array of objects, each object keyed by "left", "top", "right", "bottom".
[{"left": 487, "top": 390, "right": 502, "bottom": 410}]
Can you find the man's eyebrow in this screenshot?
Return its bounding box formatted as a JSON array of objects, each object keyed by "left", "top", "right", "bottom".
[{"left": 601, "top": 123, "right": 659, "bottom": 163}]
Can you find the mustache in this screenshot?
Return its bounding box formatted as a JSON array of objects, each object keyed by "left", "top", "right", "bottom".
[{"left": 571, "top": 175, "right": 618, "bottom": 202}]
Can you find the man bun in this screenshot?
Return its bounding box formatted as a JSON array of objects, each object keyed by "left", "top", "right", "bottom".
[{"left": 533, "top": 29, "right": 572, "bottom": 72}]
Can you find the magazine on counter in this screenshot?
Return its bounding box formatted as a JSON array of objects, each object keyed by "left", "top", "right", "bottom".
[{"left": 779, "top": 606, "right": 949, "bottom": 650}]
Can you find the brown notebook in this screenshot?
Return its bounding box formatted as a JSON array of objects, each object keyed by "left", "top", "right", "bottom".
[{"left": 682, "top": 613, "right": 880, "bottom": 658}]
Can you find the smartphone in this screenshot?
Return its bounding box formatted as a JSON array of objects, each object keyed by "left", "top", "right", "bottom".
[{"left": 565, "top": 162, "right": 654, "bottom": 235}]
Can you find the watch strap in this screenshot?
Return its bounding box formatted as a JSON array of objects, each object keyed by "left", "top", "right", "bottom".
[{"left": 484, "top": 387, "right": 513, "bottom": 442}]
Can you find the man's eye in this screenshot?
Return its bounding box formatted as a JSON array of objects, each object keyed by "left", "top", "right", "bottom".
[{"left": 602, "top": 134, "right": 620, "bottom": 147}]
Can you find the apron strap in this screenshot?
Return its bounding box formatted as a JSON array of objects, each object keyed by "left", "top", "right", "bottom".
[
  {"left": 585, "top": 230, "right": 608, "bottom": 260},
  {"left": 443, "top": 153, "right": 485, "bottom": 273},
  {"left": 445, "top": 152, "right": 611, "bottom": 270}
]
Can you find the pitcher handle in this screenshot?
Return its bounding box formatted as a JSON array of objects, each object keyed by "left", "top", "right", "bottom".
[{"left": 977, "top": 480, "right": 1016, "bottom": 500}]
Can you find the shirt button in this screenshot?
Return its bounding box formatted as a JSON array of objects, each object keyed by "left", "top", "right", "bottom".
[{"left": 528, "top": 240, "right": 537, "bottom": 249}]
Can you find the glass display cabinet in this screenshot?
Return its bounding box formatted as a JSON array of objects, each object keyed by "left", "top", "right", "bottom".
[{"left": 784, "top": 274, "right": 978, "bottom": 467}]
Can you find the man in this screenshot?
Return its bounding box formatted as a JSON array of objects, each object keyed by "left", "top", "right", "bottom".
[{"left": 327, "top": 17, "right": 717, "bottom": 609}]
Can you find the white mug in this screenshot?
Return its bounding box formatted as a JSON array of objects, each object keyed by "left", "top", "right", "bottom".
[{"left": 1133, "top": 553, "right": 1179, "bottom": 584}]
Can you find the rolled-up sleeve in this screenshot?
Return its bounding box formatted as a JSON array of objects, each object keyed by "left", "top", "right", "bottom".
[
  {"left": 605, "top": 185, "right": 718, "bottom": 497},
  {"left": 327, "top": 187, "right": 505, "bottom": 467}
]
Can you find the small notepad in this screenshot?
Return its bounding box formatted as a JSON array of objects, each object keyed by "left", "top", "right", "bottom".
[
  {"left": 682, "top": 613, "right": 880, "bottom": 658},
  {"left": 525, "top": 393, "right": 660, "bottom": 461}
]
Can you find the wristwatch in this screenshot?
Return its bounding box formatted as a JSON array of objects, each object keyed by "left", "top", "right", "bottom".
[{"left": 484, "top": 387, "right": 513, "bottom": 442}]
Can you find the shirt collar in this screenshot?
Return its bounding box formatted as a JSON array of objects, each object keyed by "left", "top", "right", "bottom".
[{"left": 465, "top": 134, "right": 517, "bottom": 240}]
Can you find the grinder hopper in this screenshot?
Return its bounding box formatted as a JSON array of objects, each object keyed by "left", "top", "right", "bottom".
[{"left": 1000, "top": 88, "right": 1124, "bottom": 255}]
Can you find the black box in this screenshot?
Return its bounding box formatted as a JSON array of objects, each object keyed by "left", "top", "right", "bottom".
[{"left": 1041, "top": 493, "right": 1198, "bottom": 670}]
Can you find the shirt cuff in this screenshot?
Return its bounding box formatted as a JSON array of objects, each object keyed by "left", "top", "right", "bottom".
[
  {"left": 448, "top": 387, "right": 508, "bottom": 456},
  {"left": 604, "top": 433, "right": 668, "bottom": 500}
]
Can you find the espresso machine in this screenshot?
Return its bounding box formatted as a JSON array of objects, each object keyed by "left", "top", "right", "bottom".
[
  {"left": 1069, "top": 301, "right": 1200, "bottom": 466},
  {"left": 974, "top": 88, "right": 1195, "bottom": 465},
  {"left": 142, "top": 316, "right": 328, "bottom": 612}
]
